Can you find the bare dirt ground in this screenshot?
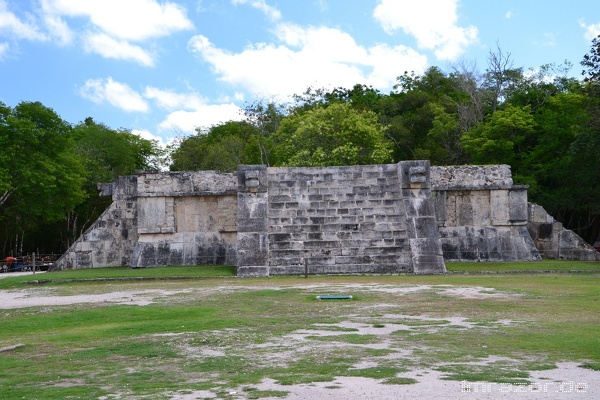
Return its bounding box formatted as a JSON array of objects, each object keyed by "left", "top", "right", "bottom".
[{"left": 1, "top": 275, "right": 599, "bottom": 399}]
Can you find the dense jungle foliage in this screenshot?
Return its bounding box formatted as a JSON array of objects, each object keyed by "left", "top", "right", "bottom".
[{"left": 2, "top": 40, "right": 600, "bottom": 255}]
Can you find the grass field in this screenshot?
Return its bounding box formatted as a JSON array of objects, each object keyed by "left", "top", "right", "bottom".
[{"left": 1, "top": 261, "right": 599, "bottom": 399}]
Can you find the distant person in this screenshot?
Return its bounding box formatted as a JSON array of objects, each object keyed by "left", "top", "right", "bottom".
[{"left": 4, "top": 256, "right": 16, "bottom": 271}]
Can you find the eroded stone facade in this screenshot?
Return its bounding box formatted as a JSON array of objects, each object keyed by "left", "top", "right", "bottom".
[
  {"left": 431, "top": 166, "right": 540, "bottom": 262},
  {"left": 52, "top": 162, "right": 599, "bottom": 274}
]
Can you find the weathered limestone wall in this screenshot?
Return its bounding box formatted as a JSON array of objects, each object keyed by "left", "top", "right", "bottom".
[
  {"left": 236, "top": 161, "right": 443, "bottom": 276},
  {"left": 54, "top": 162, "right": 596, "bottom": 274},
  {"left": 53, "top": 171, "right": 239, "bottom": 271},
  {"left": 54, "top": 176, "right": 138, "bottom": 270},
  {"left": 528, "top": 203, "right": 600, "bottom": 261},
  {"left": 129, "top": 171, "right": 239, "bottom": 268},
  {"left": 431, "top": 165, "right": 541, "bottom": 262},
  {"left": 266, "top": 163, "right": 412, "bottom": 275}
]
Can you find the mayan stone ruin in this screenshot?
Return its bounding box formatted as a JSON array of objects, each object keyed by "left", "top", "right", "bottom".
[{"left": 52, "top": 161, "right": 600, "bottom": 275}]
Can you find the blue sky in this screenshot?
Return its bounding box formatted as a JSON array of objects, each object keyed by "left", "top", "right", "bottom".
[{"left": 1, "top": 0, "right": 599, "bottom": 146}]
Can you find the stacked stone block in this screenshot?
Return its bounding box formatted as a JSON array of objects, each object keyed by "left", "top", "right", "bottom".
[
  {"left": 265, "top": 164, "right": 412, "bottom": 275},
  {"left": 236, "top": 165, "right": 270, "bottom": 276},
  {"left": 130, "top": 171, "right": 239, "bottom": 268},
  {"left": 53, "top": 175, "right": 138, "bottom": 270},
  {"left": 56, "top": 161, "right": 598, "bottom": 274},
  {"left": 528, "top": 203, "right": 600, "bottom": 261},
  {"left": 432, "top": 165, "right": 541, "bottom": 262},
  {"left": 234, "top": 161, "right": 447, "bottom": 276},
  {"left": 399, "top": 161, "right": 446, "bottom": 273}
]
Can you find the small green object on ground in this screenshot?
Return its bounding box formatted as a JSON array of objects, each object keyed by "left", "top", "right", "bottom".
[{"left": 316, "top": 295, "right": 353, "bottom": 300}]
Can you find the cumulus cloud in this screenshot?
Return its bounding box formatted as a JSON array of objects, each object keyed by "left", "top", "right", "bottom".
[
  {"left": 143, "top": 87, "right": 207, "bottom": 111},
  {"left": 84, "top": 32, "right": 155, "bottom": 66},
  {"left": 79, "top": 77, "right": 243, "bottom": 135},
  {"left": 42, "top": 13, "right": 73, "bottom": 45},
  {"left": 372, "top": 0, "right": 478, "bottom": 61},
  {"left": 40, "top": 0, "right": 193, "bottom": 41},
  {"left": 132, "top": 128, "right": 168, "bottom": 147},
  {"left": 0, "top": 1, "right": 47, "bottom": 41},
  {"left": 188, "top": 23, "right": 428, "bottom": 99},
  {"left": 158, "top": 104, "right": 244, "bottom": 135},
  {"left": 232, "top": 0, "right": 281, "bottom": 21},
  {"left": 80, "top": 77, "right": 149, "bottom": 112},
  {"left": 0, "top": 0, "right": 194, "bottom": 63},
  {"left": 580, "top": 20, "right": 600, "bottom": 41},
  {"left": 40, "top": 0, "right": 193, "bottom": 65}
]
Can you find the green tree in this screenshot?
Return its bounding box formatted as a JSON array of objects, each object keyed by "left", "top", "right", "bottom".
[
  {"left": 170, "top": 121, "right": 261, "bottom": 172},
  {"left": 74, "top": 118, "right": 163, "bottom": 179},
  {"left": 576, "top": 35, "right": 600, "bottom": 243},
  {"left": 581, "top": 34, "right": 600, "bottom": 83},
  {"left": 0, "top": 101, "right": 87, "bottom": 254},
  {"left": 426, "top": 102, "right": 463, "bottom": 164},
  {"left": 271, "top": 102, "right": 392, "bottom": 167},
  {"left": 461, "top": 104, "right": 536, "bottom": 170},
  {"left": 242, "top": 101, "right": 286, "bottom": 166},
  {"left": 0, "top": 103, "right": 15, "bottom": 207},
  {"left": 293, "top": 84, "right": 383, "bottom": 113},
  {"left": 62, "top": 118, "right": 165, "bottom": 248},
  {"left": 380, "top": 67, "right": 468, "bottom": 164}
]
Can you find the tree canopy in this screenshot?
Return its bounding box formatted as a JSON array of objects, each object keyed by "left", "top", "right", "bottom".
[
  {"left": 170, "top": 121, "right": 262, "bottom": 172},
  {"left": 0, "top": 102, "right": 163, "bottom": 255},
  {"left": 271, "top": 102, "right": 392, "bottom": 167}
]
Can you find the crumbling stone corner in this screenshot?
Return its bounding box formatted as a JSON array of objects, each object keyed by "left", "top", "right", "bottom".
[
  {"left": 236, "top": 165, "right": 270, "bottom": 277},
  {"left": 399, "top": 160, "right": 447, "bottom": 274}
]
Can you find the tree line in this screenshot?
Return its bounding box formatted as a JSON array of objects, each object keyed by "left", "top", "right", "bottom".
[
  {"left": 2, "top": 38, "right": 599, "bottom": 256},
  {"left": 0, "top": 109, "right": 164, "bottom": 256}
]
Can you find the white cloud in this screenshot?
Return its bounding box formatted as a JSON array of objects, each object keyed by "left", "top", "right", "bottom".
[
  {"left": 0, "top": 1, "right": 47, "bottom": 41},
  {"left": 367, "top": 43, "right": 427, "bottom": 88},
  {"left": 187, "top": 24, "right": 428, "bottom": 99},
  {"left": 0, "top": 41, "right": 8, "bottom": 58},
  {"left": 505, "top": 11, "right": 513, "bottom": 19},
  {"left": 79, "top": 77, "right": 244, "bottom": 135},
  {"left": 144, "top": 87, "right": 207, "bottom": 110},
  {"left": 158, "top": 104, "right": 244, "bottom": 135},
  {"left": 132, "top": 128, "right": 167, "bottom": 147},
  {"left": 43, "top": 13, "right": 73, "bottom": 45},
  {"left": 80, "top": 77, "right": 149, "bottom": 112},
  {"left": 39, "top": 0, "right": 193, "bottom": 65},
  {"left": 579, "top": 20, "right": 600, "bottom": 41},
  {"left": 84, "top": 32, "right": 155, "bottom": 66},
  {"left": 232, "top": 0, "right": 281, "bottom": 21},
  {"left": 372, "top": 0, "right": 478, "bottom": 61},
  {"left": 40, "top": 0, "right": 193, "bottom": 41}
]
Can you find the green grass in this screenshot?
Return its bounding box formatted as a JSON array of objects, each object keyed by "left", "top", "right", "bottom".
[
  {"left": 0, "top": 263, "right": 599, "bottom": 398},
  {"left": 446, "top": 260, "right": 600, "bottom": 272},
  {"left": 0, "top": 265, "right": 236, "bottom": 289}
]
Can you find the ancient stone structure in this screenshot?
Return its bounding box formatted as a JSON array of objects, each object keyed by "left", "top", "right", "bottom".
[
  {"left": 431, "top": 165, "right": 540, "bottom": 262},
  {"left": 527, "top": 203, "right": 600, "bottom": 261},
  {"left": 56, "top": 175, "right": 139, "bottom": 269},
  {"left": 235, "top": 161, "right": 444, "bottom": 277},
  {"left": 52, "top": 161, "right": 600, "bottom": 274}
]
